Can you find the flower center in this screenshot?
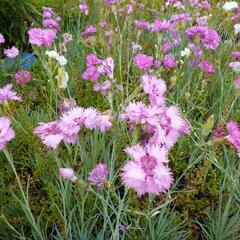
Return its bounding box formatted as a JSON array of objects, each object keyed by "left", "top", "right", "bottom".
[{"left": 140, "top": 155, "right": 157, "bottom": 176}]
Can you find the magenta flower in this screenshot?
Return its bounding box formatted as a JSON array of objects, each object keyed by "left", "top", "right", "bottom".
[
  {"left": 231, "top": 51, "right": 240, "bottom": 59},
  {"left": 226, "top": 121, "right": 240, "bottom": 156},
  {"left": 0, "top": 117, "right": 15, "bottom": 150},
  {"left": 4, "top": 46, "right": 19, "bottom": 58},
  {"left": 135, "top": 20, "right": 150, "bottom": 30},
  {"left": 186, "top": 26, "right": 220, "bottom": 50},
  {"left": 133, "top": 54, "right": 153, "bottom": 70},
  {"left": 198, "top": 60, "right": 216, "bottom": 74},
  {"left": 88, "top": 163, "right": 109, "bottom": 190},
  {"left": 163, "top": 55, "right": 176, "bottom": 69},
  {"left": 0, "top": 84, "right": 22, "bottom": 104},
  {"left": 82, "top": 66, "right": 101, "bottom": 81},
  {"left": 235, "top": 77, "right": 240, "bottom": 88},
  {"left": 0, "top": 34, "right": 5, "bottom": 44},
  {"left": 81, "top": 25, "right": 97, "bottom": 38},
  {"left": 86, "top": 54, "right": 102, "bottom": 67},
  {"left": 43, "top": 19, "right": 60, "bottom": 31},
  {"left": 28, "top": 28, "right": 56, "bottom": 48},
  {"left": 15, "top": 70, "right": 31, "bottom": 85},
  {"left": 121, "top": 144, "right": 173, "bottom": 196},
  {"left": 59, "top": 168, "right": 77, "bottom": 181},
  {"left": 151, "top": 19, "right": 172, "bottom": 32}
]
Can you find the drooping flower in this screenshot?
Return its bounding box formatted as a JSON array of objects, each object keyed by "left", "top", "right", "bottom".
[
  {"left": 231, "top": 51, "right": 240, "bottom": 59},
  {"left": 198, "top": 60, "right": 216, "bottom": 74},
  {"left": 0, "top": 117, "right": 15, "bottom": 150},
  {"left": 88, "top": 163, "right": 109, "bottom": 190},
  {"left": 0, "top": 84, "right": 22, "bottom": 104},
  {"left": 15, "top": 70, "right": 31, "bottom": 85},
  {"left": 133, "top": 54, "right": 153, "bottom": 70},
  {"left": 4, "top": 46, "right": 19, "bottom": 58},
  {"left": 121, "top": 144, "right": 173, "bottom": 196},
  {"left": 28, "top": 28, "right": 56, "bottom": 48},
  {"left": 226, "top": 121, "right": 240, "bottom": 156}
]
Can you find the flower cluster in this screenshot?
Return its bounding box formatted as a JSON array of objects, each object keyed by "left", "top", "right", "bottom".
[
  {"left": 42, "top": 7, "right": 61, "bottom": 32},
  {"left": 34, "top": 106, "right": 112, "bottom": 149}
]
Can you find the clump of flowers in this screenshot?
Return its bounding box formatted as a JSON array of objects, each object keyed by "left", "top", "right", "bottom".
[
  {"left": 15, "top": 70, "right": 31, "bottom": 85},
  {"left": 88, "top": 163, "right": 109, "bottom": 190},
  {"left": 0, "top": 117, "right": 15, "bottom": 150}
]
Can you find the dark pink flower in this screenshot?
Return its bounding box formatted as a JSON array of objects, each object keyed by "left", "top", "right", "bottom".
[
  {"left": 15, "top": 70, "right": 31, "bottom": 85},
  {"left": 198, "top": 60, "right": 216, "bottom": 74},
  {"left": 133, "top": 54, "right": 153, "bottom": 70}
]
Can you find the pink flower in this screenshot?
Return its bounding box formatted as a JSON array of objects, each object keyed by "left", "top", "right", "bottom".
[
  {"left": 198, "top": 60, "right": 216, "bottom": 74},
  {"left": 0, "top": 84, "right": 22, "bottom": 104},
  {"left": 226, "top": 121, "right": 240, "bottom": 156},
  {"left": 235, "top": 77, "right": 240, "bottom": 88},
  {"left": 163, "top": 55, "right": 176, "bottom": 69},
  {"left": 141, "top": 74, "right": 166, "bottom": 107},
  {"left": 42, "top": 7, "right": 54, "bottom": 19},
  {"left": 186, "top": 26, "right": 220, "bottom": 50},
  {"left": 98, "top": 57, "right": 114, "bottom": 79},
  {"left": 86, "top": 54, "right": 102, "bottom": 67},
  {"left": 88, "top": 163, "right": 109, "bottom": 189},
  {"left": 135, "top": 20, "right": 150, "bottom": 30},
  {"left": 4, "top": 46, "right": 19, "bottom": 58},
  {"left": 231, "top": 51, "right": 240, "bottom": 59},
  {"left": 79, "top": 1, "right": 89, "bottom": 15},
  {"left": 59, "top": 168, "right": 77, "bottom": 181},
  {"left": 0, "top": 117, "right": 15, "bottom": 150},
  {"left": 151, "top": 19, "right": 172, "bottom": 32},
  {"left": 43, "top": 19, "right": 60, "bottom": 31},
  {"left": 58, "top": 98, "right": 77, "bottom": 113},
  {"left": 82, "top": 66, "right": 101, "bottom": 81},
  {"left": 15, "top": 70, "right": 31, "bottom": 85},
  {"left": 133, "top": 54, "right": 153, "bottom": 70},
  {"left": 94, "top": 80, "right": 111, "bottom": 95},
  {"left": 0, "top": 34, "right": 5, "bottom": 44},
  {"left": 81, "top": 25, "right": 97, "bottom": 38},
  {"left": 121, "top": 144, "right": 173, "bottom": 196},
  {"left": 28, "top": 28, "right": 56, "bottom": 48}
]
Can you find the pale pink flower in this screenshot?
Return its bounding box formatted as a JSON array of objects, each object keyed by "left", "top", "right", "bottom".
[
  {"left": 88, "top": 163, "right": 109, "bottom": 189},
  {"left": 0, "top": 117, "right": 15, "bottom": 150},
  {"left": 0, "top": 34, "right": 5, "bottom": 44},
  {"left": 94, "top": 80, "right": 111, "bottom": 95},
  {"left": 4, "top": 46, "right": 19, "bottom": 58},
  {"left": 121, "top": 144, "right": 173, "bottom": 196},
  {"left": 59, "top": 168, "right": 77, "bottom": 181},
  {"left": 226, "top": 121, "right": 240, "bottom": 156},
  {"left": 0, "top": 84, "right": 22, "bottom": 104}
]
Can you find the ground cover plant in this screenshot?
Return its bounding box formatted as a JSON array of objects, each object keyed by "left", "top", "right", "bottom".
[{"left": 1, "top": 0, "right": 240, "bottom": 239}]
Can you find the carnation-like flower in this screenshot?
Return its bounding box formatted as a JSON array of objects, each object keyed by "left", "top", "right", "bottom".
[
  {"left": 121, "top": 144, "right": 173, "bottom": 196},
  {"left": 45, "top": 50, "right": 67, "bottom": 66},
  {"left": 133, "top": 54, "right": 153, "bottom": 70},
  {"left": 186, "top": 26, "right": 220, "bottom": 50},
  {"left": 58, "top": 98, "right": 77, "bottom": 113},
  {"left": 81, "top": 25, "right": 97, "bottom": 38},
  {"left": 88, "top": 163, "right": 109, "bottom": 189},
  {"left": 163, "top": 55, "right": 176, "bottom": 69},
  {"left": 0, "top": 84, "right": 22, "bottom": 104},
  {"left": 229, "top": 62, "right": 240, "bottom": 72},
  {"left": 15, "top": 70, "right": 31, "bottom": 85},
  {"left": 222, "top": 1, "right": 238, "bottom": 11},
  {"left": 4, "top": 46, "right": 19, "bottom": 58},
  {"left": 0, "top": 34, "right": 5, "bottom": 44},
  {"left": 59, "top": 168, "right": 77, "bottom": 181},
  {"left": 198, "top": 60, "right": 216, "bottom": 74},
  {"left": 135, "top": 20, "right": 150, "bottom": 30},
  {"left": 79, "top": 1, "right": 89, "bottom": 15},
  {"left": 82, "top": 66, "right": 101, "bottom": 81},
  {"left": 42, "top": 7, "right": 54, "bottom": 18},
  {"left": 180, "top": 48, "right": 191, "bottom": 57},
  {"left": 94, "top": 80, "right": 111, "bottom": 95},
  {"left": 28, "top": 28, "right": 56, "bottom": 48},
  {"left": 151, "top": 19, "right": 172, "bottom": 32},
  {"left": 235, "top": 77, "right": 240, "bottom": 88},
  {"left": 43, "top": 19, "right": 60, "bottom": 31},
  {"left": 0, "top": 117, "right": 15, "bottom": 150},
  {"left": 226, "top": 121, "right": 240, "bottom": 156}
]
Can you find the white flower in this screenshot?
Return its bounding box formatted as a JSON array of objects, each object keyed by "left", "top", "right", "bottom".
[
  {"left": 56, "top": 55, "right": 67, "bottom": 66},
  {"left": 222, "top": 1, "right": 238, "bottom": 11},
  {"left": 131, "top": 42, "right": 142, "bottom": 52},
  {"left": 234, "top": 24, "right": 240, "bottom": 35},
  {"left": 229, "top": 62, "right": 240, "bottom": 72},
  {"left": 45, "top": 50, "right": 59, "bottom": 59},
  {"left": 56, "top": 68, "right": 69, "bottom": 89},
  {"left": 180, "top": 48, "right": 191, "bottom": 57}
]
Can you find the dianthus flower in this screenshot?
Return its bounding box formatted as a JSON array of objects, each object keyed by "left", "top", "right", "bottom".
[
  {"left": 226, "top": 121, "right": 240, "bottom": 156},
  {"left": 133, "top": 54, "right": 153, "bottom": 70},
  {"left": 0, "top": 117, "right": 15, "bottom": 150},
  {"left": 0, "top": 84, "right": 22, "bottom": 104},
  {"left": 15, "top": 70, "right": 31, "bottom": 85},
  {"left": 4, "top": 46, "right": 19, "bottom": 58},
  {"left": 121, "top": 144, "right": 173, "bottom": 196},
  {"left": 88, "top": 163, "right": 109, "bottom": 189},
  {"left": 198, "top": 60, "right": 216, "bottom": 74}
]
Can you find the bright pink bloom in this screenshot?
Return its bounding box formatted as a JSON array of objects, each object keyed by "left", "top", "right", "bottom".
[
  {"left": 231, "top": 51, "right": 240, "bottom": 59},
  {"left": 226, "top": 121, "right": 240, "bottom": 156},
  {"left": 28, "top": 28, "right": 56, "bottom": 48},
  {"left": 135, "top": 20, "right": 150, "bottom": 30},
  {"left": 86, "top": 54, "right": 102, "bottom": 67},
  {"left": 133, "top": 54, "right": 153, "bottom": 70},
  {"left": 151, "top": 19, "right": 172, "bottom": 32},
  {"left": 163, "top": 55, "right": 176, "bottom": 69},
  {"left": 81, "top": 25, "right": 97, "bottom": 38},
  {"left": 79, "top": 1, "right": 89, "bottom": 15},
  {"left": 43, "top": 19, "right": 60, "bottom": 31},
  {"left": 15, "top": 70, "right": 31, "bottom": 85},
  {"left": 0, "top": 117, "right": 15, "bottom": 150},
  {"left": 121, "top": 144, "right": 173, "bottom": 196},
  {"left": 4, "top": 46, "right": 19, "bottom": 58},
  {"left": 82, "top": 66, "right": 101, "bottom": 81},
  {"left": 0, "top": 84, "right": 22, "bottom": 104},
  {"left": 88, "top": 163, "right": 109, "bottom": 189}
]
